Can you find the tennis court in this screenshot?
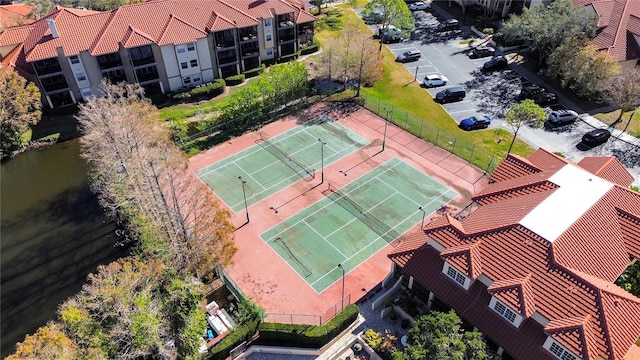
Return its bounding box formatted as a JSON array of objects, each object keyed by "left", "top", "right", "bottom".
[
  {"left": 260, "top": 158, "right": 458, "bottom": 293},
  {"left": 196, "top": 115, "right": 369, "bottom": 213}
]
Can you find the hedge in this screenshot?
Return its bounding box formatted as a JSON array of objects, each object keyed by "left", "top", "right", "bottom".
[
  {"left": 208, "top": 318, "right": 260, "bottom": 360},
  {"left": 243, "top": 65, "right": 265, "bottom": 78},
  {"left": 278, "top": 53, "right": 299, "bottom": 63},
  {"left": 225, "top": 74, "right": 245, "bottom": 86},
  {"left": 300, "top": 44, "right": 319, "bottom": 55},
  {"left": 257, "top": 304, "right": 359, "bottom": 347},
  {"left": 191, "top": 79, "right": 225, "bottom": 97}
]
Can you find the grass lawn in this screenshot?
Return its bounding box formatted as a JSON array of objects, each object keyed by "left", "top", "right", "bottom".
[{"left": 593, "top": 109, "right": 640, "bottom": 138}]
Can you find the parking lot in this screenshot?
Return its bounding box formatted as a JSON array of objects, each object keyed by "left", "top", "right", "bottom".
[{"left": 357, "top": 6, "right": 640, "bottom": 186}]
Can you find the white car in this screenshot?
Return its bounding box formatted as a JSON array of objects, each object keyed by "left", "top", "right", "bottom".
[
  {"left": 423, "top": 74, "right": 448, "bottom": 88},
  {"left": 409, "top": 1, "right": 430, "bottom": 11}
]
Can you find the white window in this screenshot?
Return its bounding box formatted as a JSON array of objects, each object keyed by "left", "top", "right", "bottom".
[
  {"left": 266, "top": 34, "right": 272, "bottom": 41},
  {"left": 546, "top": 339, "right": 578, "bottom": 360},
  {"left": 181, "top": 62, "right": 188, "bottom": 69},
  {"left": 69, "top": 55, "right": 80, "bottom": 64},
  {"left": 80, "top": 88, "right": 92, "bottom": 98},
  {"left": 76, "top": 72, "right": 86, "bottom": 81},
  {"left": 187, "top": 43, "right": 195, "bottom": 51},
  {"left": 190, "top": 59, "right": 198, "bottom": 67},
  {"left": 183, "top": 76, "right": 191, "bottom": 84},
  {"left": 266, "top": 48, "right": 273, "bottom": 56},
  {"left": 446, "top": 265, "right": 466, "bottom": 286},
  {"left": 176, "top": 45, "right": 186, "bottom": 53},
  {"left": 492, "top": 300, "right": 518, "bottom": 324},
  {"left": 265, "top": 18, "right": 272, "bottom": 27}
]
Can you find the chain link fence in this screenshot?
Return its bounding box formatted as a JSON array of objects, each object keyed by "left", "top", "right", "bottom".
[
  {"left": 360, "top": 92, "right": 500, "bottom": 174},
  {"left": 263, "top": 294, "right": 351, "bottom": 325}
]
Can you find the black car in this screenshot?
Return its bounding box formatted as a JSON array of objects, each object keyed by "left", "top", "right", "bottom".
[
  {"left": 519, "top": 84, "right": 546, "bottom": 99},
  {"left": 582, "top": 128, "right": 611, "bottom": 146},
  {"left": 469, "top": 45, "right": 495, "bottom": 59},
  {"left": 481, "top": 56, "right": 508, "bottom": 72},
  {"left": 531, "top": 92, "right": 559, "bottom": 106},
  {"left": 437, "top": 19, "right": 459, "bottom": 32}
]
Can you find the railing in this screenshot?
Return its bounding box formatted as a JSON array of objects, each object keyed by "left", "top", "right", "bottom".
[
  {"left": 359, "top": 91, "right": 500, "bottom": 175},
  {"left": 263, "top": 295, "right": 351, "bottom": 325}
]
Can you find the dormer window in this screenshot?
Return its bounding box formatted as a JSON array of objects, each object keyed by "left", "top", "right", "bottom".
[
  {"left": 489, "top": 296, "right": 524, "bottom": 327},
  {"left": 442, "top": 262, "right": 470, "bottom": 290},
  {"left": 543, "top": 337, "right": 580, "bottom": 360}
]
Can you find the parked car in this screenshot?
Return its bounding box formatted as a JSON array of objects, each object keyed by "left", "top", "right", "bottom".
[
  {"left": 481, "top": 56, "right": 508, "bottom": 72},
  {"left": 363, "top": 8, "right": 384, "bottom": 24},
  {"left": 459, "top": 115, "right": 491, "bottom": 130},
  {"left": 409, "top": 1, "right": 430, "bottom": 10},
  {"left": 545, "top": 109, "right": 579, "bottom": 128},
  {"left": 469, "top": 45, "right": 495, "bottom": 59},
  {"left": 396, "top": 50, "right": 422, "bottom": 63},
  {"left": 434, "top": 86, "right": 466, "bottom": 103},
  {"left": 519, "top": 84, "right": 547, "bottom": 99},
  {"left": 582, "top": 128, "right": 611, "bottom": 146},
  {"left": 437, "top": 19, "right": 459, "bottom": 32},
  {"left": 381, "top": 25, "right": 404, "bottom": 43},
  {"left": 423, "top": 74, "right": 449, "bottom": 88},
  {"left": 531, "top": 92, "right": 559, "bottom": 106}
]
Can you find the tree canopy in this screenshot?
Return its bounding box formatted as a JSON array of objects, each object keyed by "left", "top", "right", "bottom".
[
  {"left": 362, "top": 0, "right": 414, "bottom": 35},
  {"left": 504, "top": 99, "right": 546, "bottom": 154},
  {"left": 77, "top": 81, "right": 236, "bottom": 278},
  {"left": 547, "top": 38, "right": 619, "bottom": 99},
  {"left": 499, "top": 0, "right": 597, "bottom": 66},
  {"left": 0, "top": 66, "right": 41, "bottom": 159},
  {"left": 602, "top": 67, "right": 640, "bottom": 123},
  {"left": 392, "top": 311, "right": 489, "bottom": 360}
]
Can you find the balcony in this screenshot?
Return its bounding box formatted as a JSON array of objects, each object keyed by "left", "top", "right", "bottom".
[
  {"left": 218, "top": 55, "right": 237, "bottom": 65},
  {"left": 135, "top": 66, "right": 159, "bottom": 82},
  {"left": 239, "top": 27, "right": 258, "bottom": 42},
  {"left": 216, "top": 41, "right": 236, "bottom": 49},
  {"left": 33, "top": 59, "right": 62, "bottom": 76},
  {"left": 102, "top": 69, "right": 127, "bottom": 83},
  {"left": 97, "top": 53, "right": 123, "bottom": 70},
  {"left": 298, "top": 24, "right": 314, "bottom": 36},
  {"left": 241, "top": 44, "right": 259, "bottom": 58},
  {"left": 130, "top": 45, "right": 155, "bottom": 67},
  {"left": 40, "top": 75, "right": 69, "bottom": 92},
  {"left": 277, "top": 14, "right": 295, "bottom": 28}
]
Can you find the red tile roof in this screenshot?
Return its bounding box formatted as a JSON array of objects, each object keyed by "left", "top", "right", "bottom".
[
  {"left": 578, "top": 156, "right": 635, "bottom": 187},
  {"left": 389, "top": 150, "right": 640, "bottom": 360},
  {"left": 0, "top": 0, "right": 313, "bottom": 63},
  {"left": 0, "top": 4, "right": 37, "bottom": 29},
  {"left": 574, "top": 0, "right": 640, "bottom": 62}
]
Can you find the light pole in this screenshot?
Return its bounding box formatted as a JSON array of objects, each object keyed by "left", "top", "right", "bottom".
[
  {"left": 419, "top": 206, "right": 426, "bottom": 230},
  {"left": 318, "top": 139, "right": 326, "bottom": 184},
  {"left": 382, "top": 107, "right": 391, "bottom": 151},
  {"left": 239, "top": 176, "right": 249, "bottom": 223},
  {"left": 337, "top": 263, "right": 345, "bottom": 310}
]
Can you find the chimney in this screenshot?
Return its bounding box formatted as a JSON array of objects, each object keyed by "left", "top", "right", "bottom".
[{"left": 47, "top": 19, "right": 59, "bottom": 39}]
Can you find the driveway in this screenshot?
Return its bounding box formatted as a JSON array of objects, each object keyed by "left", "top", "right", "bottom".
[{"left": 358, "top": 6, "right": 640, "bottom": 186}]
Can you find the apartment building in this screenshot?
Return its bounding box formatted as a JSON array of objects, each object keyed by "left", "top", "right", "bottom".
[
  {"left": 0, "top": 0, "right": 315, "bottom": 108},
  {"left": 389, "top": 149, "right": 640, "bottom": 360}
]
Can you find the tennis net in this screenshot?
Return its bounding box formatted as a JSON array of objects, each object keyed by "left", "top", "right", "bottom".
[
  {"left": 275, "top": 237, "right": 313, "bottom": 277},
  {"left": 259, "top": 132, "right": 314, "bottom": 179},
  {"left": 327, "top": 185, "right": 403, "bottom": 246}
]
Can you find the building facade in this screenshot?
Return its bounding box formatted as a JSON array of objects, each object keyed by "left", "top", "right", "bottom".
[
  {"left": 389, "top": 149, "right": 640, "bottom": 360},
  {"left": 0, "top": 0, "right": 315, "bottom": 108}
]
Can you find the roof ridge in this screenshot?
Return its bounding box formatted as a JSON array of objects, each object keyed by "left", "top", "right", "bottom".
[
  {"left": 157, "top": 13, "right": 207, "bottom": 45},
  {"left": 568, "top": 268, "right": 640, "bottom": 304},
  {"left": 89, "top": 6, "right": 120, "bottom": 56},
  {"left": 218, "top": 0, "right": 260, "bottom": 22}
]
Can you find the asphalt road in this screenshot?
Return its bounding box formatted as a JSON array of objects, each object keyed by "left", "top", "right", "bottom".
[{"left": 357, "top": 7, "right": 640, "bottom": 186}]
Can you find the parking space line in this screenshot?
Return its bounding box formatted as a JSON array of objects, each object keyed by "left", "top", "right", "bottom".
[{"left": 447, "top": 108, "right": 478, "bottom": 115}]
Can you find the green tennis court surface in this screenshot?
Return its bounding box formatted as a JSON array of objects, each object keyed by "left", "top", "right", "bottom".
[
  {"left": 260, "top": 158, "right": 458, "bottom": 293},
  {"left": 196, "top": 115, "right": 369, "bottom": 213}
]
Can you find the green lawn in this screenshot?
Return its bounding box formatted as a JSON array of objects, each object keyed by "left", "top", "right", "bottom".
[{"left": 593, "top": 109, "right": 640, "bottom": 138}]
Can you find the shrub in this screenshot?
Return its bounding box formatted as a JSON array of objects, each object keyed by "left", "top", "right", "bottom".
[
  {"left": 208, "top": 318, "right": 260, "bottom": 360},
  {"left": 244, "top": 65, "right": 265, "bottom": 78},
  {"left": 225, "top": 74, "right": 245, "bottom": 86},
  {"left": 300, "top": 44, "right": 319, "bottom": 55},
  {"left": 482, "top": 27, "right": 494, "bottom": 35},
  {"left": 258, "top": 304, "right": 359, "bottom": 347},
  {"left": 191, "top": 79, "right": 225, "bottom": 98},
  {"left": 278, "top": 53, "right": 299, "bottom": 63},
  {"left": 173, "top": 92, "right": 192, "bottom": 101}
]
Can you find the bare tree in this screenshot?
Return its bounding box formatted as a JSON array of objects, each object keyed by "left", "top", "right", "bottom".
[
  {"left": 602, "top": 67, "right": 640, "bottom": 124},
  {"left": 77, "top": 81, "right": 236, "bottom": 277}
]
